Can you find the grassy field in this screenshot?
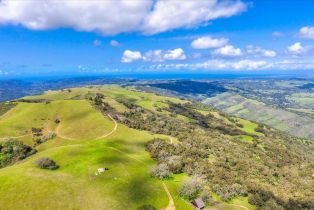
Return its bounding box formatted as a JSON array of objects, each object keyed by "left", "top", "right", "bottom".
[{"left": 0, "top": 86, "right": 255, "bottom": 210}]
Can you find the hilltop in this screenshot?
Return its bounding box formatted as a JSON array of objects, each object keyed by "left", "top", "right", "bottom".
[{"left": 0, "top": 85, "right": 313, "bottom": 210}]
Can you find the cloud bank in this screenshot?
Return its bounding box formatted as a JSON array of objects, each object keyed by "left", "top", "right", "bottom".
[{"left": 0, "top": 0, "right": 247, "bottom": 35}]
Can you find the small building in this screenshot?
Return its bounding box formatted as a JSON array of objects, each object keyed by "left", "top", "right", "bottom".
[
  {"left": 98, "top": 168, "right": 105, "bottom": 173},
  {"left": 192, "top": 198, "right": 205, "bottom": 210}
]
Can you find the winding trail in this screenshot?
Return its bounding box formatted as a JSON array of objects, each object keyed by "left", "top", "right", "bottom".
[
  {"left": 96, "top": 114, "right": 117, "bottom": 139},
  {"left": 226, "top": 204, "right": 249, "bottom": 210},
  {"left": 208, "top": 203, "right": 250, "bottom": 210},
  {"left": 55, "top": 123, "right": 75, "bottom": 140},
  {"left": 160, "top": 182, "right": 176, "bottom": 210},
  {"left": 55, "top": 114, "right": 117, "bottom": 140}
]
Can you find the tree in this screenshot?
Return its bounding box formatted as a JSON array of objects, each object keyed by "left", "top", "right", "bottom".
[
  {"left": 179, "top": 177, "right": 203, "bottom": 200},
  {"left": 35, "top": 157, "right": 59, "bottom": 170},
  {"left": 149, "top": 163, "right": 172, "bottom": 179}
]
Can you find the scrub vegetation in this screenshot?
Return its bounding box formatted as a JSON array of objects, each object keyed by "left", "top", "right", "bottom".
[{"left": 0, "top": 85, "right": 313, "bottom": 210}]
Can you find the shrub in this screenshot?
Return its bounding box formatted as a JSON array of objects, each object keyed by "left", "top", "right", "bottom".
[
  {"left": 149, "top": 163, "right": 172, "bottom": 179},
  {"left": 35, "top": 157, "right": 59, "bottom": 170},
  {"left": 201, "top": 189, "right": 216, "bottom": 206},
  {"left": 166, "top": 155, "right": 183, "bottom": 173},
  {"left": 179, "top": 177, "right": 203, "bottom": 200},
  {"left": 0, "top": 139, "right": 37, "bottom": 168}
]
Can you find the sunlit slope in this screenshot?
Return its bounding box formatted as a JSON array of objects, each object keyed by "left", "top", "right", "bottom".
[
  {"left": 0, "top": 124, "right": 180, "bottom": 210},
  {"left": 0, "top": 100, "right": 114, "bottom": 142},
  {"left": 0, "top": 88, "right": 192, "bottom": 210}
]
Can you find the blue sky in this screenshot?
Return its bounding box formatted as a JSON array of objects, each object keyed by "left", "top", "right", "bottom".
[{"left": 0, "top": 0, "right": 314, "bottom": 77}]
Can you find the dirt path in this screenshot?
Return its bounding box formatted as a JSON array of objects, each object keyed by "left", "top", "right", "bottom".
[
  {"left": 55, "top": 123, "right": 75, "bottom": 140},
  {"left": 160, "top": 182, "right": 176, "bottom": 210},
  {"left": 55, "top": 114, "right": 117, "bottom": 140},
  {"left": 208, "top": 203, "right": 249, "bottom": 210},
  {"left": 226, "top": 204, "right": 249, "bottom": 210},
  {"left": 96, "top": 114, "right": 117, "bottom": 139},
  {"left": 0, "top": 133, "right": 32, "bottom": 140}
]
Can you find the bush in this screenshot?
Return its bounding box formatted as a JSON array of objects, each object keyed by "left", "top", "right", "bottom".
[
  {"left": 0, "top": 139, "right": 37, "bottom": 168},
  {"left": 166, "top": 155, "right": 183, "bottom": 173},
  {"left": 137, "top": 204, "right": 156, "bottom": 210},
  {"left": 201, "top": 189, "right": 216, "bottom": 206},
  {"left": 149, "top": 163, "right": 172, "bottom": 179},
  {"left": 179, "top": 177, "right": 203, "bottom": 200},
  {"left": 35, "top": 157, "right": 59, "bottom": 170}
]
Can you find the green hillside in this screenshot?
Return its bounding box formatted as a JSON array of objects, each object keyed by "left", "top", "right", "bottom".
[{"left": 0, "top": 85, "right": 313, "bottom": 210}]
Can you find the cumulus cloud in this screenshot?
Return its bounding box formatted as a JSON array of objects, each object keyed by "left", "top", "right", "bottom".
[
  {"left": 191, "top": 36, "right": 228, "bottom": 49},
  {"left": 121, "top": 50, "right": 142, "bottom": 63},
  {"left": 213, "top": 45, "right": 242, "bottom": 57},
  {"left": 299, "top": 26, "right": 314, "bottom": 39},
  {"left": 246, "top": 45, "right": 277, "bottom": 57},
  {"left": 288, "top": 42, "right": 307, "bottom": 55},
  {"left": 110, "top": 40, "right": 120, "bottom": 47},
  {"left": 0, "top": 0, "right": 247, "bottom": 35},
  {"left": 93, "top": 39, "right": 102, "bottom": 47},
  {"left": 163, "top": 48, "right": 186, "bottom": 60},
  {"left": 143, "top": 0, "right": 247, "bottom": 34}
]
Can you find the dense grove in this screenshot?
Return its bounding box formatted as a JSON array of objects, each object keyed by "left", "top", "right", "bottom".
[
  {"left": 93, "top": 94, "right": 314, "bottom": 210},
  {"left": 0, "top": 139, "right": 37, "bottom": 168}
]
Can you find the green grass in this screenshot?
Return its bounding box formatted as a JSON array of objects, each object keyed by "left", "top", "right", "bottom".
[
  {"left": 237, "top": 118, "right": 263, "bottom": 136},
  {"left": 99, "top": 85, "right": 187, "bottom": 112},
  {"left": 0, "top": 87, "right": 193, "bottom": 210},
  {"left": 0, "top": 100, "right": 114, "bottom": 141}
]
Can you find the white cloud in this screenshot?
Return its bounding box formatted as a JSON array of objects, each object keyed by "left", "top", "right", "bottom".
[
  {"left": 143, "top": 50, "right": 164, "bottom": 62},
  {"left": 288, "top": 42, "right": 307, "bottom": 55},
  {"left": 110, "top": 40, "right": 120, "bottom": 47},
  {"left": 191, "top": 36, "right": 228, "bottom": 49},
  {"left": 246, "top": 45, "right": 277, "bottom": 57},
  {"left": 143, "top": 48, "right": 186, "bottom": 62},
  {"left": 0, "top": 0, "right": 247, "bottom": 35},
  {"left": 121, "top": 50, "right": 142, "bottom": 63},
  {"left": 152, "top": 59, "right": 314, "bottom": 71},
  {"left": 299, "top": 26, "right": 314, "bottom": 40},
  {"left": 143, "top": 0, "right": 247, "bottom": 34},
  {"left": 213, "top": 45, "right": 242, "bottom": 57},
  {"left": 93, "top": 39, "right": 102, "bottom": 47},
  {"left": 163, "top": 48, "right": 186, "bottom": 60},
  {"left": 153, "top": 59, "right": 269, "bottom": 71},
  {"left": 231, "top": 59, "right": 268, "bottom": 70}
]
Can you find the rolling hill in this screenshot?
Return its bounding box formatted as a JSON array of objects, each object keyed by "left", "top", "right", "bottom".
[{"left": 0, "top": 85, "right": 313, "bottom": 210}]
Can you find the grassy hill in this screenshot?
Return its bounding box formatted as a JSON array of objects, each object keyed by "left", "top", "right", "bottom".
[
  {"left": 0, "top": 86, "right": 193, "bottom": 210},
  {"left": 0, "top": 85, "right": 313, "bottom": 210}
]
